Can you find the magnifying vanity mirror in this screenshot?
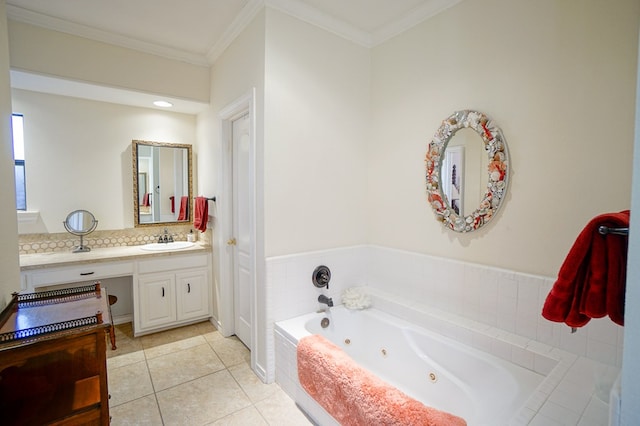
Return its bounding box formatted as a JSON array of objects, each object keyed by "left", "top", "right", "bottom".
[
  {"left": 132, "top": 140, "right": 193, "bottom": 227},
  {"left": 425, "top": 110, "right": 509, "bottom": 233},
  {"left": 63, "top": 210, "right": 98, "bottom": 252}
]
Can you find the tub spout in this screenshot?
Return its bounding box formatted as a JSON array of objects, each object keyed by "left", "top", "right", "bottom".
[{"left": 318, "top": 294, "right": 334, "bottom": 307}]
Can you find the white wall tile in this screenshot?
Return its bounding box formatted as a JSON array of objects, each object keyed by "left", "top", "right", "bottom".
[
  {"left": 268, "top": 245, "right": 623, "bottom": 374},
  {"left": 578, "top": 396, "right": 609, "bottom": 426},
  {"left": 537, "top": 400, "right": 582, "bottom": 425}
]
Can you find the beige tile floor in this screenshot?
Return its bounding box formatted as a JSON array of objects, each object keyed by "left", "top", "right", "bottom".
[{"left": 106, "top": 321, "right": 313, "bottom": 425}]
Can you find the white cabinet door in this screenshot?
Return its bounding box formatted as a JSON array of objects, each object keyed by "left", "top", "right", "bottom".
[
  {"left": 138, "top": 274, "right": 176, "bottom": 329},
  {"left": 176, "top": 270, "right": 209, "bottom": 321}
]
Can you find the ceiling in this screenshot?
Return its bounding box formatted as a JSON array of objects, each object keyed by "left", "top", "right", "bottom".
[{"left": 6, "top": 0, "right": 461, "bottom": 113}]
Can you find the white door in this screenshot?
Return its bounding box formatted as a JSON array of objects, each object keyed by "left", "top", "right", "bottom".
[{"left": 232, "top": 113, "right": 252, "bottom": 348}]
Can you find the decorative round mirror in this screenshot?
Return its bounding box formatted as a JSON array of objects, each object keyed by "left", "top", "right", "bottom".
[
  {"left": 63, "top": 210, "right": 98, "bottom": 252},
  {"left": 425, "top": 110, "right": 509, "bottom": 233}
]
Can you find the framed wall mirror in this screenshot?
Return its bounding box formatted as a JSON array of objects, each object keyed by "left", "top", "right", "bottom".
[
  {"left": 425, "top": 110, "right": 509, "bottom": 233},
  {"left": 132, "top": 140, "right": 193, "bottom": 227}
]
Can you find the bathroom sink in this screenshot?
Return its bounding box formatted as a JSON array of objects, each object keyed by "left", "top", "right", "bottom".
[{"left": 140, "top": 241, "right": 195, "bottom": 251}]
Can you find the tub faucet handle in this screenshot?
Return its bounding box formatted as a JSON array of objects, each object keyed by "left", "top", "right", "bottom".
[{"left": 312, "top": 265, "right": 331, "bottom": 289}]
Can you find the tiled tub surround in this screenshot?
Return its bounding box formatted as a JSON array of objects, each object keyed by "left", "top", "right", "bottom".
[
  {"left": 268, "top": 245, "right": 623, "bottom": 425},
  {"left": 268, "top": 245, "right": 623, "bottom": 368},
  {"left": 18, "top": 224, "right": 210, "bottom": 255}
]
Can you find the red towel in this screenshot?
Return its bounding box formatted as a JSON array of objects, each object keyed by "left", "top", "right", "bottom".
[
  {"left": 177, "top": 196, "right": 188, "bottom": 221},
  {"left": 142, "top": 193, "right": 151, "bottom": 206},
  {"left": 542, "top": 210, "right": 629, "bottom": 328},
  {"left": 193, "top": 196, "right": 208, "bottom": 232}
]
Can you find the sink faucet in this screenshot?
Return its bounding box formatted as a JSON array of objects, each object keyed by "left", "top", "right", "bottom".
[
  {"left": 318, "top": 294, "right": 333, "bottom": 307},
  {"left": 158, "top": 228, "right": 174, "bottom": 243}
]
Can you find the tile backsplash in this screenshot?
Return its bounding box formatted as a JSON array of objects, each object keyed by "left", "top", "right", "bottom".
[{"left": 19, "top": 225, "right": 210, "bottom": 254}]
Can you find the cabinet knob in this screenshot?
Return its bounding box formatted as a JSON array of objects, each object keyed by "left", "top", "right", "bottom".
[
  {"left": 227, "top": 238, "right": 237, "bottom": 246},
  {"left": 187, "top": 283, "right": 191, "bottom": 293}
]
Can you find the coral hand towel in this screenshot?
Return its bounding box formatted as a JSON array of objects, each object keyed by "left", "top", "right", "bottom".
[
  {"left": 193, "top": 196, "right": 208, "bottom": 232},
  {"left": 542, "top": 210, "right": 629, "bottom": 327},
  {"left": 297, "top": 334, "right": 466, "bottom": 426}
]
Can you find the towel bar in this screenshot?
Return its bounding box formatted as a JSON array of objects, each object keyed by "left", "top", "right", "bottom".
[{"left": 598, "top": 226, "right": 629, "bottom": 236}]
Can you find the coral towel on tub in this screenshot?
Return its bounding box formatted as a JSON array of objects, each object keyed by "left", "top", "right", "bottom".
[
  {"left": 542, "top": 210, "right": 629, "bottom": 328},
  {"left": 297, "top": 334, "right": 466, "bottom": 426}
]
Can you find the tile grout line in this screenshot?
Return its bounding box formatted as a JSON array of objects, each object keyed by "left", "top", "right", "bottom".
[{"left": 108, "top": 323, "right": 296, "bottom": 425}]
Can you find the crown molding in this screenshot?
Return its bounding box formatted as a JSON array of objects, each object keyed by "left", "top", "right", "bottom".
[
  {"left": 265, "top": 0, "right": 372, "bottom": 47},
  {"left": 7, "top": 0, "right": 462, "bottom": 67},
  {"left": 371, "top": 0, "right": 464, "bottom": 46},
  {"left": 206, "top": 0, "right": 265, "bottom": 64},
  {"left": 264, "top": 0, "right": 462, "bottom": 48},
  {"left": 6, "top": 4, "right": 210, "bottom": 67}
]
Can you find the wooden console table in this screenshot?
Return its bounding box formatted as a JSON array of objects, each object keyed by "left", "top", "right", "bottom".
[{"left": 0, "top": 283, "right": 112, "bottom": 425}]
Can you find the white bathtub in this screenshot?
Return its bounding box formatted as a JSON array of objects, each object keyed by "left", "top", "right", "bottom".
[{"left": 275, "top": 306, "right": 547, "bottom": 426}]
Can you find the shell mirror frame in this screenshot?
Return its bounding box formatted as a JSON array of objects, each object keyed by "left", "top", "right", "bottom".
[{"left": 425, "top": 110, "right": 509, "bottom": 233}]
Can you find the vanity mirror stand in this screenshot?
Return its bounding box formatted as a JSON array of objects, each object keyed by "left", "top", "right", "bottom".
[{"left": 63, "top": 209, "right": 98, "bottom": 253}]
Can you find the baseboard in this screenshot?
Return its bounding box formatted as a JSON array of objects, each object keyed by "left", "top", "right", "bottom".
[{"left": 113, "top": 314, "right": 133, "bottom": 325}]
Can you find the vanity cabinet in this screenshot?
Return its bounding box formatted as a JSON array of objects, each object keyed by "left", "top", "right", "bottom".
[
  {"left": 135, "top": 252, "right": 211, "bottom": 335},
  {"left": 20, "top": 245, "right": 214, "bottom": 338}
]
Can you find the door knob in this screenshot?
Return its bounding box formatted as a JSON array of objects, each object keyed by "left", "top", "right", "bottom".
[{"left": 227, "top": 238, "right": 237, "bottom": 246}]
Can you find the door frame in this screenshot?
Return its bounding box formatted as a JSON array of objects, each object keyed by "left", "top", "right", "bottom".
[{"left": 218, "top": 88, "right": 257, "bottom": 374}]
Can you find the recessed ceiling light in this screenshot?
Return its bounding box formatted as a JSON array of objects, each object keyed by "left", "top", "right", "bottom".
[{"left": 153, "top": 100, "right": 173, "bottom": 108}]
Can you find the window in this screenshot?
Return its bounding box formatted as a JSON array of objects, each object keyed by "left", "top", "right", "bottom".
[{"left": 12, "top": 114, "right": 26, "bottom": 210}]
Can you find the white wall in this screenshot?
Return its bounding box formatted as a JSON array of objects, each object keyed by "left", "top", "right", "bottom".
[
  {"left": 263, "top": 8, "right": 370, "bottom": 258},
  {"left": 199, "top": 7, "right": 371, "bottom": 380},
  {"left": 12, "top": 89, "right": 196, "bottom": 233},
  {"left": 0, "top": 0, "right": 20, "bottom": 309},
  {"left": 197, "top": 8, "right": 266, "bottom": 374},
  {"left": 255, "top": 8, "right": 371, "bottom": 380},
  {"left": 368, "top": 0, "right": 639, "bottom": 278}
]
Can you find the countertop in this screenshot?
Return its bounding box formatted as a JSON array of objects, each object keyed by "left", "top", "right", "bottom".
[{"left": 20, "top": 242, "right": 211, "bottom": 270}]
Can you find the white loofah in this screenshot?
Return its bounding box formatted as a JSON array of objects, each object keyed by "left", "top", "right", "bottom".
[{"left": 341, "top": 287, "right": 372, "bottom": 310}]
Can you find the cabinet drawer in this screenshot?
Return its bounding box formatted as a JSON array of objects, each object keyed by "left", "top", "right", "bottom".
[
  {"left": 27, "top": 261, "right": 134, "bottom": 288},
  {"left": 138, "top": 253, "right": 208, "bottom": 274}
]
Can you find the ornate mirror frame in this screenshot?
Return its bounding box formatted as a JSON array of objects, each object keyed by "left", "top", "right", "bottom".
[
  {"left": 132, "top": 140, "right": 193, "bottom": 227},
  {"left": 425, "top": 110, "right": 509, "bottom": 233}
]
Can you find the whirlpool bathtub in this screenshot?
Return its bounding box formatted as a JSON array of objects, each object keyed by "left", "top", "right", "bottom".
[{"left": 275, "top": 306, "right": 550, "bottom": 426}]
